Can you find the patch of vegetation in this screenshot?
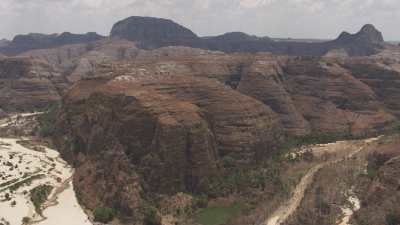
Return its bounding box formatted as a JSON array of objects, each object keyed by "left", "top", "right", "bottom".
[
  {"left": 30, "top": 185, "right": 53, "bottom": 215},
  {"left": 386, "top": 212, "right": 400, "bottom": 225},
  {"left": 0, "top": 178, "right": 19, "bottom": 188},
  {"left": 93, "top": 207, "right": 116, "bottom": 223},
  {"left": 314, "top": 187, "right": 330, "bottom": 215},
  {"left": 195, "top": 202, "right": 242, "bottom": 225},
  {"left": 192, "top": 194, "right": 209, "bottom": 209},
  {"left": 367, "top": 152, "right": 390, "bottom": 179},
  {"left": 278, "top": 132, "right": 350, "bottom": 155},
  {"left": 37, "top": 103, "right": 60, "bottom": 137},
  {"left": 392, "top": 121, "right": 400, "bottom": 134},
  {"left": 142, "top": 205, "right": 161, "bottom": 225},
  {"left": 22, "top": 217, "right": 31, "bottom": 224},
  {"left": 0, "top": 174, "right": 44, "bottom": 193}
]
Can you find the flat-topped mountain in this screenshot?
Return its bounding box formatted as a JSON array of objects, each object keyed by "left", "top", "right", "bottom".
[{"left": 110, "top": 16, "right": 198, "bottom": 48}]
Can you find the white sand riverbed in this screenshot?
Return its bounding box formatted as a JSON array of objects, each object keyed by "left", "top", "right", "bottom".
[
  {"left": 337, "top": 194, "right": 361, "bottom": 225},
  {"left": 0, "top": 137, "right": 92, "bottom": 225}
]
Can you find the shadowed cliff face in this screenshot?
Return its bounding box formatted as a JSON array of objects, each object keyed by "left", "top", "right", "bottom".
[{"left": 54, "top": 74, "right": 283, "bottom": 218}]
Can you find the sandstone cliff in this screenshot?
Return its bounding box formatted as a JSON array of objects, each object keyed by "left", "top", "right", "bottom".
[
  {"left": 54, "top": 72, "right": 283, "bottom": 219},
  {"left": 0, "top": 57, "right": 67, "bottom": 111}
]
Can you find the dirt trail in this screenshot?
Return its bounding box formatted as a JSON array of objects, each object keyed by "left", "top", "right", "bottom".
[{"left": 262, "top": 137, "right": 380, "bottom": 225}]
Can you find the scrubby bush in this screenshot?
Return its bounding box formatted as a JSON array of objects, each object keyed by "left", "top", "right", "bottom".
[
  {"left": 367, "top": 152, "right": 390, "bottom": 178},
  {"left": 386, "top": 212, "right": 400, "bottom": 225},
  {"left": 278, "top": 132, "right": 349, "bottom": 159},
  {"left": 221, "top": 156, "right": 235, "bottom": 168},
  {"left": 192, "top": 194, "right": 208, "bottom": 208},
  {"left": 302, "top": 149, "right": 315, "bottom": 162},
  {"left": 143, "top": 205, "right": 161, "bottom": 225},
  {"left": 93, "top": 207, "right": 115, "bottom": 223},
  {"left": 22, "top": 217, "right": 31, "bottom": 224},
  {"left": 393, "top": 122, "right": 400, "bottom": 134},
  {"left": 30, "top": 185, "right": 53, "bottom": 215}
]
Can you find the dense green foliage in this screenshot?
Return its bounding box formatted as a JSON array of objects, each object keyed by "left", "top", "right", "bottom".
[
  {"left": 30, "top": 185, "right": 53, "bottom": 215},
  {"left": 93, "top": 207, "right": 116, "bottom": 223},
  {"left": 37, "top": 103, "right": 59, "bottom": 137},
  {"left": 195, "top": 202, "right": 242, "bottom": 225}
]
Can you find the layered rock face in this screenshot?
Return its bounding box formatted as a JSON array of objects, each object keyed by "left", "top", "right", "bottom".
[
  {"left": 0, "top": 57, "right": 67, "bottom": 111},
  {"left": 55, "top": 72, "right": 283, "bottom": 218},
  {"left": 343, "top": 60, "right": 400, "bottom": 118},
  {"left": 2, "top": 41, "right": 399, "bottom": 135}
]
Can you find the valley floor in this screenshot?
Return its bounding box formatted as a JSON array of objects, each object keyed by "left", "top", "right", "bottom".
[{"left": 0, "top": 114, "right": 91, "bottom": 225}]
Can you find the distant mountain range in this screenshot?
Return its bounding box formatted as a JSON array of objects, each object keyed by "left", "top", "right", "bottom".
[
  {"left": 0, "top": 16, "right": 386, "bottom": 56},
  {"left": 0, "top": 32, "right": 104, "bottom": 55}
]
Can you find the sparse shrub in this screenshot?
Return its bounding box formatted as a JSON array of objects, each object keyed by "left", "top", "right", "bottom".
[
  {"left": 367, "top": 152, "right": 390, "bottom": 178},
  {"left": 93, "top": 207, "right": 115, "bottom": 223},
  {"left": 222, "top": 156, "right": 235, "bottom": 168},
  {"left": 22, "top": 217, "right": 30, "bottom": 224},
  {"left": 143, "top": 205, "right": 161, "bottom": 225},
  {"left": 393, "top": 122, "right": 400, "bottom": 134},
  {"left": 386, "top": 212, "right": 400, "bottom": 225},
  {"left": 302, "top": 149, "right": 315, "bottom": 162},
  {"left": 192, "top": 194, "right": 208, "bottom": 208},
  {"left": 278, "top": 132, "right": 349, "bottom": 160},
  {"left": 315, "top": 186, "right": 330, "bottom": 215}
]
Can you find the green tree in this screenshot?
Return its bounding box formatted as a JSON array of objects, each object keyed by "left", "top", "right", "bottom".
[{"left": 93, "top": 207, "right": 115, "bottom": 223}]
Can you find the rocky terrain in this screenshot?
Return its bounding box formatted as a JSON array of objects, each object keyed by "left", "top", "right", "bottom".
[
  {"left": 0, "top": 113, "right": 91, "bottom": 225},
  {"left": 0, "top": 15, "right": 399, "bottom": 225}
]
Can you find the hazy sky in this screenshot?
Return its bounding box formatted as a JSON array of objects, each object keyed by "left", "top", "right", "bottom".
[{"left": 1, "top": 0, "right": 400, "bottom": 41}]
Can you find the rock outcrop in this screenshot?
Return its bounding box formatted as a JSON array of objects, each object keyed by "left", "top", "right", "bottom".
[
  {"left": 110, "top": 16, "right": 198, "bottom": 48},
  {"left": 55, "top": 71, "right": 283, "bottom": 218},
  {"left": 0, "top": 39, "right": 10, "bottom": 48},
  {"left": 335, "top": 24, "right": 384, "bottom": 45},
  {"left": 0, "top": 32, "right": 104, "bottom": 55},
  {"left": 0, "top": 57, "right": 67, "bottom": 111}
]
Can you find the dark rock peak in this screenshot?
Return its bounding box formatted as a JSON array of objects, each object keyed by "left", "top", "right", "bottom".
[
  {"left": 335, "top": 24, "right": 384, "bottom": 44},
  {"left": 110, "top": 16, "right": 198, "bottom": 47},
  {"left": 357, "top": 24, "right": 384, "bottom": 43}
]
